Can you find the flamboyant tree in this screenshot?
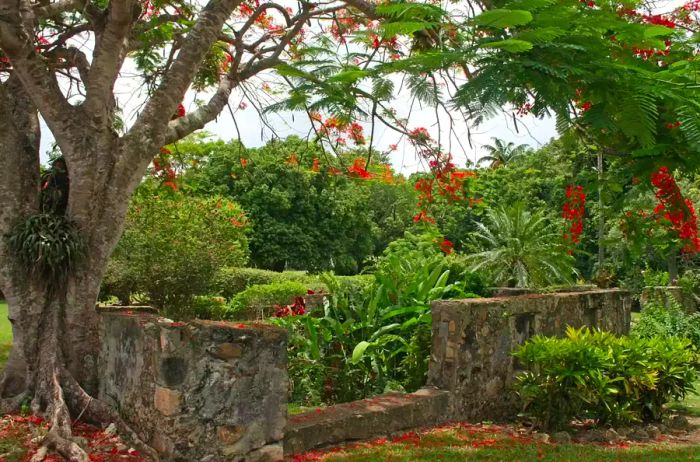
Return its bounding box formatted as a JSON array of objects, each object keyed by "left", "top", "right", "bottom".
[
  {"left": 0, "top": 0, "right": 397, "bottom": 459},
  {"left": 0, "top": 0, "right": 699, "bottom": 460}
]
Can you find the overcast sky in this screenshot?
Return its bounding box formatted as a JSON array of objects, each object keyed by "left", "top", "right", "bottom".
[{"left": 39, "top": 0, "right": 685, "bottom": 171}]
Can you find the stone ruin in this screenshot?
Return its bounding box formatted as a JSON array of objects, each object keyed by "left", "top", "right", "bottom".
[
  {"left": 99, "top": 311, "right": 287, "bottom": 461},
  {"left": 97, "top": 289, "right": 631, "bottom": 460}
]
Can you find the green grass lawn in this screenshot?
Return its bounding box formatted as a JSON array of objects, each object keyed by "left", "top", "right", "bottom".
[
  {"left": 0, "top": 300, "right": 12, "bottom": 369},
  {"left": 297, "top": 424, "right": 699, "bottom": 462}
]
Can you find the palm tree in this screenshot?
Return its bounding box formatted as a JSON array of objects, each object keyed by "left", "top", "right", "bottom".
[
  {"left": 466, "top": 204, "right": 577, "bottom": 288},
  {"left": 478, "top": 137, "right": 530, "bottom": 168}
]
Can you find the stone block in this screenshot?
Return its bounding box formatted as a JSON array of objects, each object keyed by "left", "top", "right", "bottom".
[
  {"left": 209, "top": 342, "right": 243, "bottom": 360},
  {"left": 154, "top": 386, "right": 181, "bottom": 416}
]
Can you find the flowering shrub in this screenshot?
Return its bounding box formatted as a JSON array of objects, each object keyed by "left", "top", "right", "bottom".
[
  {"left": 101, "top": 184, "right": 249, "bottom": 316},
  {"left": 275, "top": 296, "right": 307, "bottom": 317},
  {"left": 226, "top": 281, "right": 310, "bottom": 319},
  {"left": 650, "top": 166, "right": 700, "bottom": 253}
]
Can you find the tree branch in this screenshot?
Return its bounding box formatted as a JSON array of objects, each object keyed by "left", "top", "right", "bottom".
[
  {"left": 0, "top": 2, "right": 76, "bottom": 145},
  {"left": 85, "top": 0, "right": 136, "bottom": 118},
  {"left": 126, "top": 0, "right": 244, "bottom": 153},
  {"left": 32, "top": 0, "right": 84, "bottom": 19},
  {"left": 163, "top": 4, "right": 313, "bottom": 145}
]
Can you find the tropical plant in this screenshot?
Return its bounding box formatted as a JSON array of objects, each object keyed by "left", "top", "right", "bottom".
[
  {"left": 466, "top": 204, "right": 576, "bottom": 288},
  {"left": 271, "top": 228, "right": 478, "bottom": 406},
  {"left": 514, "top": 327, "right": 699, "bottom": 430},
  {"left": 478, "top": 137, "right": 530, "bottom": 168}
]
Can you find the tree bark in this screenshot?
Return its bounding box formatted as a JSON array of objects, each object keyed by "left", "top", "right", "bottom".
[
  {"left": 0, "top": 75, "right": 40, "bottom": 402},
  {"left": 0, "top": 77, "right": 157, "bottom": 460},
  {"left": 597, "top": 149, "right": 605, "bottom": 272}
]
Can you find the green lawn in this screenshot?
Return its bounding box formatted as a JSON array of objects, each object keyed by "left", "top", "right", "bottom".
[
  {"left": 298, "top": 424, "right": 699, "bottom": 462},
  {"left": 0, "top": 300, "right": 12, "bottom": 369}
]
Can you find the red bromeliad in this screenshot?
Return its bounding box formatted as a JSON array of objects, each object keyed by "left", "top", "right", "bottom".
[
  {"left": 562, "top": 185, "right": 586, "bottom": 248},
  {"left": 650, "top": 166, "right": 700, "bottom": 253}
]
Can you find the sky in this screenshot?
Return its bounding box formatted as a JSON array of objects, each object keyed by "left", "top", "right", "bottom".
[{"left": 39, "top": 0, "right": 687, "bottom": 169}]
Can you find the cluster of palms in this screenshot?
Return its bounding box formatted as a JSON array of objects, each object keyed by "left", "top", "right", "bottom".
[{"left": 478, "top": 137, "right": 531, "bottom": 168}]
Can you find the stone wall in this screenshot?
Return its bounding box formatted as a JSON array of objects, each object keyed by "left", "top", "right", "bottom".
[
  {"left": 640, "top": 286, "right": 697, "bottom": 314},
  {"left": 284, "top": 388, "right": 449, "bottom": 455},
  {"left": 427, "top": 289, "right": 631, "bottom": 421},
  {"left": 98, "top": 310, "right": 288, "bottom": 461}
]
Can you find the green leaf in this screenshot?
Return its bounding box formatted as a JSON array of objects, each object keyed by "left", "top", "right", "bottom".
[
  {"left": 352, "top": 341, "right": 372, "bottom": 364},
  {"left": 327, "top": 69, "right": 372, "bottom": 84},
  {"left": 473, "top": 9, "right": 533, "bottom": 28},
  {"left": 481, "top": 39, "right": 533, "bottom": 53},
  {"left": 381, "top": 21, "right": 435, "bottom": 37},
  {"left": 644, "top": 25, "right": 675, "bottom": 39}
]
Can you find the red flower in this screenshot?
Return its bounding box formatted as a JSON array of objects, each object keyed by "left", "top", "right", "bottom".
[
  {"left": 650, "top": 166, "right": 700, "bottom": 253},
  {"left": 347, "top": 158, "right": 372, "bottom": 179},
  {"left": 562, "top": 184, "right": 586, "bottom": 247},
  {"left": 176, "top": 103, "right": 186, "bottom": 118},
  {"left": 439, "top": 238, "right": 454, "bottom": 255}
]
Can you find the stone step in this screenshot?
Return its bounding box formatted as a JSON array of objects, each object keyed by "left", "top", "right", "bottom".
[{"left": 284, "top": 387, "right": 449, "bottom": 456}]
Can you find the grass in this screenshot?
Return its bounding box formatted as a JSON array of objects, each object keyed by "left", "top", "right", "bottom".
[
  {"left": 294, "top": 423, "right": 699, "bottom": 462},
  {"left": 0, "top": 300, "right": 11, "bottom": 369}
]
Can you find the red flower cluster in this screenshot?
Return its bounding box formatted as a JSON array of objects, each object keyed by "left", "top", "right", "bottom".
[
  {"left": 152, "top": 147, "right": 178, "bottom": 190},
  {"left": 439, "top": 238, "right": 454, "bottom": 254},
  {"left": 330, "top": 10, "right": 362, "bottom": 43},
  {"left": 275, "top": 296, "right": 306, "bottom": 317},
  {"left": 651, "top": 166, "right": 700, "bottom": 253},
  {"left": 314, "top": 116, "right": 367, "bottom": 147},
  {"left": 348, "top": 122, "right": 366, "bottom": 145},
  {"left": 562, "top": 185, "right": 586, "bottom": 246},
  {"left": 408, "top": 127, "right": 431, "bottom": 143},
  {"left": 347, "top": 158, "right": 372, "bottom": 179}
]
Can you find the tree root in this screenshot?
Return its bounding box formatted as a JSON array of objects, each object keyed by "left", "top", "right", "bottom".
[
  {"left": 0, "top": 390, "right": 28, "bottom": 414},
  {"left": 25, "top": 367, "right": 161, "bottom": 462},
  {"left": 62, "top": 372, "right": 161, "bottom": 462},
  {"left": 29, "top": 369, "right": 88, "bottom": 462}
]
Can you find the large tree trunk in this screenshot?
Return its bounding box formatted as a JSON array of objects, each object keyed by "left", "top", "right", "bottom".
[{"left": 0, "top": 77, "right": 157, "bottom": 461}]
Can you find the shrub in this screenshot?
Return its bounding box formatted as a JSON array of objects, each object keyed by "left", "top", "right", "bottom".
[
  {"left": 226, "top": 281, "right": 311, "bottom": 319},
  {"left": 214, "top": 267, "right": 312, "bottom": 299},
  {"left": 643, "top": 267, "right": 670, "bottom": 287},
  {"left": 679, "top": 270, "right": 700, "bottom": 296},
  {"left": 514, "top": 327, "right": 699, "bottom": 430},
  {"left": 102, "top": 185, "right": 249, "bottom": 318},
  {"left": 632, "top": 297, "right": 700, "bottom": 348}
]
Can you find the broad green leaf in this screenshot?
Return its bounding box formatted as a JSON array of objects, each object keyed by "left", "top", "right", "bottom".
[
  {"left": 473, "top": 9, "right": 533, "bottom": 28},
  {"left": 352, "top": 341, "right": 372, "bottom": 364},
  {"left": 644, "top": 25, "right": 675, "bottom": 39},
  {"left": 481, "top": 39, "right": 533, "bottom": 53}
]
